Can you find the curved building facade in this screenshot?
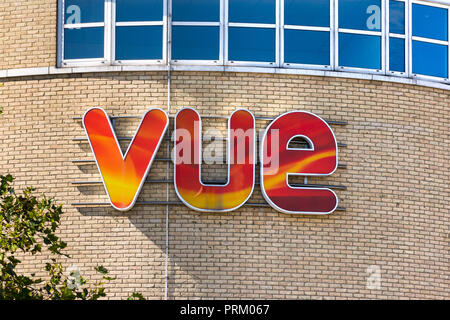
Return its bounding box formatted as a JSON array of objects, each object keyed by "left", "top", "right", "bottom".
[{"left": 0, "top": 0, "right": 448, "bottom": 299}]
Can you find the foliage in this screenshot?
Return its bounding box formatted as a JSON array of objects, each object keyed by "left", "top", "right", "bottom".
[
  {"left": 128, "top": 292, "right": 146, "bottom": 300},
  {"left": 0, "top": 174, "right": 116, "bottom": 300}
]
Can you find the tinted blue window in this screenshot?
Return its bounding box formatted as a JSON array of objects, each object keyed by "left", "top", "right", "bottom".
[
  {"left": 389, "top": 0, "right": 405, "bottom": 34},
  {"left": 413, "top": 41, "right": 448, "bottom": 78},
  {"left": 285, "top": 30, "right": 330, "bottom": 65},
  {"left": 389, "top": 37, "right": 405, "bottom": 72},
  {"left": 284, "top": 0, "right": 330, "bottom": 27},
  {"left": 412, "top": 4, "right": 448, "bottom": 41},
  {"left": 116, "top": 0, "right": 163, "bottom": 22},
  {"left": 339, "top": 0, "right": 382, "bottom": 31},
  {"left": 229, "top": 27, "right": 275, "bottom": 62},
  {"left": 116, "top": 26, "right": 162, "bottom": 60},
  {"left": 172, "top": 26, "right": 219, "bottom": 60},
  {"left": 229, "top": 0, "right": 275, "bottom": 24},
  {"left": 64, "top": 27, "right": 104, "bottom": 59},
  {"left": 173, "top": 0, "right": 220, "bottom": 22},
  {"left": 339, "top": 33, "right": 381, "bottom": 69},
  {"left": 65, "top": 0, "right": 104, "bottom": 24}
]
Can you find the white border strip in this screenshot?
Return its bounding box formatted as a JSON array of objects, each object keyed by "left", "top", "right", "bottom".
[{"left": 0, "top": 65, "right": 448, "bottom": 90}]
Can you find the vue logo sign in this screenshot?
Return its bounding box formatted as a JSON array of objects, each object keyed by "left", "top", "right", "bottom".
[{"left": 83, "top": 108, "right": 338, "bottom": 215}]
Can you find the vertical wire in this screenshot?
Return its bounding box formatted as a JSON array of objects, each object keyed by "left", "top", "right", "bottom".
[
  {"left": 165, "top": 0, "right": 171, "bottom": 301},
  {"left": 165, "top": 68, "right": 171, "bottom": 300}
]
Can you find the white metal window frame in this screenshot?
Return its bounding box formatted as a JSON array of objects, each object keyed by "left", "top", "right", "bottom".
[
  {"left": 170, "top": 0, "right": 224, "bottom": 66},
  {"left": 335, "top": 0, "right": 386, "bottom": 75},
  {"left": 225, "top": 0, "right": 280, "bottom": 67},
  {"left": 57, "top": 0, "right": 450, "bottom": 85},
  {"left": 112, "top": 0, "right": 167, "bottom": 66},
  {"left": 386, "top": 0, "right": 409, "bottom": 77},
  {"left": 58, "top": 0, "right": 112, "bottom": 67},
  {"left": 280, "top": 0, "right": 334, "bottom": 71},
  {"left": 409, "top": 0, "right": 450, "bottom": 83}
]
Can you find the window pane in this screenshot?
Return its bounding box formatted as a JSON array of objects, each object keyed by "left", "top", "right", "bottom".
[
  {"left": 172, "top": 26, "right": 219, "bottom": 60},
  {"left": 116, "top": 26, "right": 162, "bottom": 60},
  {"left": 412, "top": 41, "right": 448, "bottom": 78},
  {"left": 339, "top": 0, "right": 382, "bottom": 31},
  {"left": 116, "top": 0, "right": 163, "bottom": 22},
  {"left": 412, "top": 4, "right": 448, "bottom": 41},
  {"left": 64, "top": 27, "right": 104, "bottom": 59},
  {"left": 229, "top": 0, "right": 275, "bottom": 24},
  {"left": 284, "top": 30, "right": 330, "bottom": 65},
  {"left": 389, "top": 0, "right": 405, "bottom": 34},
  {"left": 228, "top": 27, "right": 275, "bottom": 62},
  {"left": 389, "top": 37, "right": 405, "bottom": 72},
  {"left": 173, "top": 0, "right": 220, "bottom": 22},
  {"left": 339, "top": 33, "right": 381, "bottom": 69},
  {"left": 285, "top": 0, "right": 330, "bottom": 27},
  {"left": 65, "top": 0, "right": 104, "bottom": 24}
]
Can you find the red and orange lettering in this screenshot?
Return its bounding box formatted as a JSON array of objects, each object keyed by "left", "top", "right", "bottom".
[{"left": 83, "top": 108, "right": 168, "bottom": 211}]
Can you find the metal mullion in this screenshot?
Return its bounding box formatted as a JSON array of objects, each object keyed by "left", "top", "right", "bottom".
[
  {"left": 220, "top": 0, "right": 225, "bottom": 64},
  {"left": 64, "top": 22, "right": 105, "bottom": 29},
  {"left": 382, "top": 0, "right": 387, "bottom": 74},
  {"left": 275, "top": 0, "right": 281, "bottom": 68},
  {"left": 389, "top": 33, "right": 406, "bottom": 38},
  {"left": 280, "top": 0, "right": 284, "bottom": 66},
  {"left": 330, "top": 0, "right": 335, "bottom": 70},
  {"left": 224, "top": 0, "right": 229, "bottom": 64},
  {"left": 276, "top": 0, "right": 281, "bottom": 67},
  {"left": 62, "top": 58, "right": 106, "bottom": 65},
  {"left": 411, "top": 36, "right": 449, "bottom": 45},
  {"left": 168, "top": 0, "right": 172, "bottom": 64},
  {"left": 408, "top": 0, "right": 413, "bottom": 77},
  {"left": 116, "top": 21, "right": 165, "bottom": 27},
  {"left": 163, "top": 0, "right": 168, "bottom": 65},
  {"left": 111, "top": 0, "right": 117, "bottom": 64},
  {"left": 338, "top": 29, "right": 383, "bottom": 36},
  {"left": 171, "top": 21, "right": 220, "bottom": 26},
  {"left": 404, "top": 0, "right": 410, "bottom": 76},
  {"left": 105, "top": 0, "right": 113, "bottom": 65},
  {"left": 413, "top": 0, "right": 449, "bottom": 10},
  {"left": 386, "top": 0, "right": 390, "bottom": 74},
  {"left": 334, "top": 0, "right": 339, "bottom": 70},
  {"left": 58, "top": 0, "right": 64, "bottom": 67},
  {"left": 228, "top": 23, "right": 277, "bottom": 28},
  {"left": 284, "top": 25, "right": 331, "bottom": 32}
]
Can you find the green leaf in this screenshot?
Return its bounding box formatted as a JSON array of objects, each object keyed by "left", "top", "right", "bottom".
[
  {"left": 0, "top": 174, "right": 118, "bottom": 300},
  {"left": 95, "top": 265, "right": 108, "bottom": 275},
  {"left": 128, "top": 292, "right": 146, "bottom": 300}
]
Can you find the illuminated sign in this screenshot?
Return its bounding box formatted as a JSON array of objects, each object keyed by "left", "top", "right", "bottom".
[
  {"left": 83, "top": 108, "right": 168, "bottom": 211},
  {"left": 83, "top": 108, "right": 338, "bottom": 214}
]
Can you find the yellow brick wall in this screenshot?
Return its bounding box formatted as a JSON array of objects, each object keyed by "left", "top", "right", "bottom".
[
  {"left": 0, "top": 71, "right": 448, "bottom": 299},
  {"left": 0, "top": 0, "right": 57, "bottom": 69}
]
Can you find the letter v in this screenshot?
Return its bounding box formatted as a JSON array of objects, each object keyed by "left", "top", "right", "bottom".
[{"left": 83, "top": 108, "right": 168, "bottom": 211}]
